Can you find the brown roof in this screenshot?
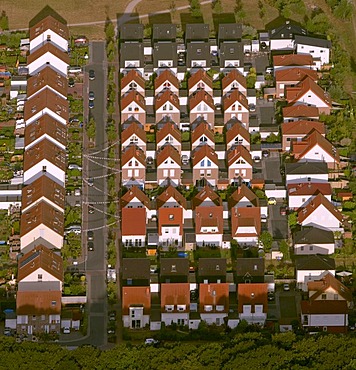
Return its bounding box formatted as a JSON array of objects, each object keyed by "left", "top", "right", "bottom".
[
  {"left": 227, "top": 145, "right": 253, "bottom": 167},
  {"left": 160, "top": 258, "right": 189, "bottom": 277},
  {"left": 121, "top": 186, "right": 150, "bottom": 209},
  {"left": 189, "top": 90, "right": 215, "bottom": 110},
  {"left": 228, "top": 184, "right": 259, "bottom": 208},
  {"left": 122, "top": 258, "right": 150, "bottom": 280},
  {"left": 23, "top": 138, "right": 66, "bottom": 172},
  {"left": 297, "top": 193, "right": 343, "bottom": 224},
  {"left": 301, "top": 300, "right": 348, "bottom": 315},
  {"left": 237, "top": 283, "right": 268, "bottom": 313},
  {"left": 17, "top": 290, "right": 62, "bottom": 315},
  {"left": 158, "top": 207, "right": 183, "bottom": 235},
  {"left": 122, "top": 286, "right": 151, "bottom": 315},
  {"left": 156, "top": 122, "right": 181, "bottom": 144},
  {"left": 27, "top": 42, "right": 70, "bottom": 65},
  {"left": 307, "top": 272, "right": 352, "bottom": 302},
  {"left": 281, "top": 120, "right": 325, "bottom": 136},
  {"left": 27, "top": 66, "right": 67, "bottom": 98},
  {"left": 195, "top": 206, "right": 224, "bottom": 234},
  {"left": 222, "top": 69, "right": 247, "bottom": 91},
  {"left": 121, "top": 207, "right": 146, "bottom": 236},
  {"left": 121, "top": 122, "right": 147, "bottom": 144},
  {"left": 223, "top": 89, "right": 249, "bottom": 111},
  {"left": 121, "top": 69, "right": 145, "bottom": 90},
  {"left": 199, "top": 258, "right": 227, "bottom": 276},
  {"left": 199, "top": 283, "right": 229, "bottom": 312},
  {"left": 292, "top": 130, "right": 339, "bottom": 163},
  {"left": 24, "top": 89, "right": 69, "bottom": 122},
  {"left": 191, "top": 121, "right": 214, "bottom": 144},
  {"left": 156, "top": 144, "right": 181, "bottom": 167},
  {"left": 193, "top": 185, "right": 222, "bottom": 208},
  {"left": 161, "top": 283, "right": 190, "bottom": 311},
  {"left": 282, "top": 104, "right": 319, "bottom": 119},
  {"left": 275, "top": 67, "right": 318, "bottom": 83},
  {"left": 226, "top": 122, "right": 250, "bottom": 145},
  {"left": 231, "top": 207, "right": 261, "bottom": 237},
  {"left": 156, "top": 185, "right": 187, "bottom": 209},
  {"left": 30, "top": 15, "right": 69, "bottom": 41},
  {"left": 155, "top": 90, "right": 180, "bottom": 110},
  {"left": 288, "top": 182, "right": 332, "bottom": 197},
  {"left": 188, "top": 69, "right": 213, "bottom": 90},
  {"left": 22, "top": 175, "right": 65, "bottom": 211},
  {"left": 192, "top": 145, "right": 219, "bottom": 167},
  {"left": 24, "top": 114, "right": 67, "bottom": 148},
  {"left": 273, "top": 54, "right": 314, "bottom": 67},
  {"left": 20, "top": 201, "right": 64, "bottom": 237},
  {"left": 121, "top": 90, "right": 146, "bottom": 111},
  {"left": 18, "top": 245, "right": 63, "bottom": 281},
  {"left": 121, "top": 145, "right": 146, "bottom": 167},
  {"left": 154, "top": 69, "right": 179, "bottom": 91}
]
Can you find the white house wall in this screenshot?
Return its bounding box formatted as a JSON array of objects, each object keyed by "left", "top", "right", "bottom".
[
  {"left": 286, "top": 174, "right": 328, "bottom": 184},
  {"left": 20, "top": 226, "right": 63, "bottom": 250},
  {"left": 30, "top": 31, "right": 68, "bottom": 52},
  {"left": 28, "top": 54, "right": 68, "bottom": 76},
  {"left": 24, "top": 161, "right": 65, "bottom": 185},
  {"left": 301, "top": 205, "right": 341, "bottom": 231},
  {"left": 294, "top": 242, "right": 335, "bottom": 255}
]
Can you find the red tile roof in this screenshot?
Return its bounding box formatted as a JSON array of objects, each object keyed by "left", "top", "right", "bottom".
[
  {"left": 288, "top": 182, "right": 332, "bottom": 197},
  {"left": 27, "top": 42, "right": 70, "bottom": 65},
  {"left": 30, "top": 15, "right": 68, "bottom": 41},
  {"left": 273, "top": 54, "right": 313, "bottom": 67},
  {"left": 161, "top": 283, "right": 190, "bottom": 311},
  {"left": 193, "top": 185, "right": 222, "bottom": 208},
  {"left": 192, "top": 145, "right": 219, "bottom": 167},
  {"left": 154, "top": 69, "right": 179, "bottom": 91},
  {"left": 155, "top": 90, "right": 180, "bottom": 110},
  {"left": 121, "top": 145, "right": 146, "bottom": 167},
  {"left": 195, "top": 206, "right": 223, "bottom": 234},
  {"left": 275, "top": 67, "right": 318, "bottom": 83},
  {"left": 121, "top": 207, "right": 146, "bottom": 236},
  {"left": 158, "top": 207, "right": 183, "bottom": 235},
  {"left": 231, "top": 207, "right": 261, "bottom": 237},
  {"left": 237, "top": 283, "right": 268, "bottom": 313},
  {"left": 222, "top": 69, "right": 247, "bottom": 91},
  {"left": 189, "top": 90, "right": 215, "bottom": 110},
  {"left": 17, "top": 290, "right": 62, "bottom": 315},
  {"left": 199, "top": 283, "right": 229, "bottom": 312},
  {"left": 156, "top": 185, "right": 187, "bottom": 209},
  {"left": 226, "top": 122, "right": 250, "bottom": 145},
  {"left": 227, "top": 145, "right": 253, "bottom": 167},
  {"left": 297, "top": 193, "right": 343, "bottom": 224},
  {"left": 301, "top": 300, "right": 348, "bottom": 315},
  {"left": 188, "top": 69, "right": 213, "bottom": 90},
  {"left": 228, "top": 184, "right": 259, "bottom": 208},
  {"left": 121, "top": 122, "right": 147, "bottom": 144},
  {"left": 122, "top": 286, "right": 151, "bottom": 315},
  {"left": 121, "top": 186, "right": 150, "bottom": 209},
  {"left": 18, "top": 245, "right": 63, "bottom": 282},
  {"left": 281, "top": 120, "right": 325, "bottom": 136},
  {"left": 191, "top": 121, "right": 214, "bottom": 145},
  {"left": 121, "top": 90, "right": 146, "bottom": 111},
  {"left": 156, "top": 144, "right": 181, "bottom": 167},
  {"left": 223, "top": 89, "right": 249, "bottom": 111},
  {"left": 282, "top": 104, "right": 319, "bottom": 119},
  {"left": 156, "top": 122, "right": 181, "bottom": 144},
  {"left": 121, "top": 69, "right": 145, "bottom": 90}
]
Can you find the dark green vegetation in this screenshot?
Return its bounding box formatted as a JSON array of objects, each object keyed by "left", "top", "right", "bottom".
[{"left": 0, "top": 333, "right": 355, "bottom": 369}]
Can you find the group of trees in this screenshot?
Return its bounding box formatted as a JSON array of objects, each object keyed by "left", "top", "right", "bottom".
[{"left": 0, "top": 333, "right": 355, "bottom": 369}]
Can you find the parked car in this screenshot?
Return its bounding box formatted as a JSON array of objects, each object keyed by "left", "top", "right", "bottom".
[
  {"left": 108, "top": 311, "right": 116, "bottom": 321},
  {"left": 4, "top": 327, "right": 11, "bottom": 336},
  {"left": 63, "top": 327, "right": 70, "bottom": 334},
  {"left": 267, "top": 197, "right": 277, "bottom": 205},
  {"left": 87, "top": 230, "right": 94, "bottom": 241},
  {"left": 68, "top": 78, "right": 75, "bottom": 87},
  {"left": 145, "top": 338, "right": 158, "bottom": 345},
  {"left": 68, "top": 164, "right": 82, "bottom": 170},
  {"left": 89, "top": 69, "right": 95, "bottom": 80},
  {"left": 262, "top": 150, "right": 269, "bottom": 158},
  {"left": 65, "top": 225, "right": 81, "bottom": 235},
  {"left": 181, "top": 155, "right": 189, "bottom": 165},
  {"left": 88, "top": 242, "right": 94, "bottom": 251},
  {"left": 89, "top": 91, "right": 95, "bottom": 101},
  {"left": 87, "top": 178, "right": 94, "bottom": 187},
  {"left": 146, "top": 156, "right": 154, "bottom": 165},
  {"left": 280, "top": 206, "right": 287, "bottom": 216},
  {"left": 283, "top": 283, "right": 290, "bottom": 291},
  {"left": 89, "top": 100, "right": 94, "bottom": 109},
  {"left": 74, "top": 188, "right": 81, "bottom": 196},
  {"left": 268, "top": 292, "right": 275, "bottom": 301}
]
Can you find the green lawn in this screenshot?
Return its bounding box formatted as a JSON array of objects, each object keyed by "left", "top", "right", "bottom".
[{"left": 279, "top": 296, "right": 297, "bottom": 319}]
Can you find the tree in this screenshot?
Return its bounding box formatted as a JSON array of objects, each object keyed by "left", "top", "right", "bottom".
[
  {"left": 258, "top": 231, "right": 273, "bottom": 252},
  {"left": 246, "top": 68, "right": 257, "bottom": 89},
  {"left": 105, "top": 21, "right": 115, "bottom": 41},
  {"left": 0, "top": 10, "right": 9, "bottom": 30},
  {"left": 86, "top": 117, "right": 96, "bottom": 140},
  {"left": 279, "top": 240, "right": 291, "bottom": 261},
  {"left": 212, "top": 0, "right": 223, "bottom": 14},
  {"left": 190, "top": 0, "right": 202, "bottom": 17},
  {"left": 288, "top": 212, "right": 298, "bottom": 232}
]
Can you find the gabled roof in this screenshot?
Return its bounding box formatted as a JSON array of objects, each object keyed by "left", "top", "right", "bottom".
[
  {"left": 121, "top": 145, "right": 146, "bottom": 167},
  {"left": 160, "top": 258, "right": 189, "bottom": 277},
  {"left": 288, "top": 182, "right": 331, "bottom": 197},
  {"left": 237, "top": 283, "right": 268, "bottom": 313},
  {"left": 18, "top": 245, "right": 63, "bottom": 282},
  {"left": 156, "top": 144, "right": 181, "bottom": 167},
  {"left": 295, "top": 227, "right": 335, "bottom": 245},
  {"left": 281, "top": 120, "right": 325, "bottom": 136},
  {"left": 122, "top": 286, "right": 151, "bottom": 315},
  {"left": 185, "top": 24, "right": 209, "bottom": 41},
  {"left": 297, "top": 193, "right": 343, "bottom": 224},
  {"left": 21, "top": 175, "right": 65, "bottom": 211},
  {"left": 285, "top": 161, "right": 328, "bottom": 175},
  {"left": 295, "top": 35, "right": 331, "bottom": 49},
  {"left": 121, "top": 122, "right": 147, "bottom": 144},
  {"left": 292, "top": 130, "right": 339, "bottom": 163},
  {"left": 122, "top": 258, "right": 150, "bottom": 280},
  {"left": 156, "top": 185, "right": 187, "bottom": 209},
  {"left": 27, "top": 42, "right": 70, "bottom": 65},
  {"left": 188, "top": 69, "right": 213, "bottom": 90},
  {"left": 295, "top": 254, "right": 335, "bottom": 271},
  {"left": 154, "top": 69, "right": 179, "bottom": 91},
  {"left": 27, "top": 66, "right": 67, "bottom": 98},
  {"left": 121, "top": 69, "right": 145, "bottom": 90},
  {"left": 193, "top": 185, "right": 222, "bottom": 208},
  {"left": 273, "top": 54, "right": 313, "bottom": 67},
  {"left": 199, "top": 283, "right": 229, "bottom": 311},
  {"left": 269, "top": 22, "right": 307, "bottom": 39},
  {"left": 231, "top": 207, "right": 261, "bottom": 237},
  {"left": 156, "top": 122, "right": 181, "bottom": 144},
  {"left": 196, "top": 206, "right": 224, "bottom": 234},
  {"left": 189, "top": 90, "right": 215, "bottom": 110},
  {"left": 222, "top": 69, "right": 247, "bottom": 91},
  {"left": 227, "top": 145, "right": 253, "bottom": 167},
  {"left": 121, "top": 186, "right": 150, "bottom": 209},
  {"left": 161, "top": 283, "right": 190, "bottom": 310},
  {"left": 286, "top": 77, "right": 331, "bottom": 107},
  {"left": 153, "top": 24, "right": 177, "bottom": 41},
  {"left": 121, "top": 90, "right": 146, "bottom": 111},
  {"left": 223, "top": 89, "right": 249, "bottom": 111},
  {"left": 30, "top": 15, "right": 69, "bottom": 41},
  {"left": 218, "top": 23, "right": 242, "bottom": 42},
  {"left": 226, "top": 121, "right": 250, "bottom": 144},
  {"left": 122, "top": 207, "right": 146, "bottom": 236},
  {"left": 228, "top": 184, "right": 259, "bottom": 208},
  {"left": 155, "top": 90, "right": 180, "bottom": 110},
  {"left": 24, "top": 114, "right": 67, "bottom": 148},
  {"left": 192, "top": 145, "right": 219, "bottom": 167},
  {"left": 275, "top": 67, "right": 318, "bottom": 83},
  {"left": 235, "top": 258, "right": 265, "bottom": 277},
  {"left": 158, "top": 208, "right": 183, "bottom": 236},
  {"left": 16, "top": 290, "right": 61, "bottom": 315},
  {"left": 301, "top": 300, "right": 348, "bottom": 315},
  {"left": 23, "top": 138, "right": 66, "bottom": 171},
  {"left": 191, "top": 121, "right": 214, "bottom": 144},
  {"left": 199, "top": 258, "right": 227, "bottom": 276},
  {"left": 282, "top": 104, "right": 319, "bottom": 119}
]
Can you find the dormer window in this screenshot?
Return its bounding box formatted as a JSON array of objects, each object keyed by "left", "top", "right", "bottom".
[
  {"left": 169, "top": 214, "right": 174, "bottom": 220},
  {"left": 171, "top": 264, "right": 176, "bottom": 272},
  {"left": 216, "top": 264, "right": 220, "bottom": 271}
]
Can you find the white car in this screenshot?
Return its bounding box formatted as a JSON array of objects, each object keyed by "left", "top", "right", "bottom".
[
  {"left": 63, "top": 327, "right": 70, "bottom": 334},
  {"left": 68, "top": 164, "right": 82, "bottom": 170},
  {"left": 145, "top": 338, "right": 158, "bottom": 345}
]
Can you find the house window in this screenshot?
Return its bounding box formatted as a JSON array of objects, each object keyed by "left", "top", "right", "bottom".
[
  {"left": 127, "top": 278, "right": 132, "bottom": 285},
  {"left": 321, "top": 294, "right": 327, "bottom": 300},
  {"left": 207, "top": 160, "right": 211, "bottom": 167},
  {"left": 334, "top": 294, "right": 338, "bottom": 300},
  {"left": 177, "top": 319, "right": 184, "bottom": 326},
  {"left": 128, "top": 107, "right": 133, "bottom": 112},
  {"left": 38, "top": 274, "right": 42, "bottom": 282},
  {"left": 42, "top": 166, "right": 47, "bottom": 172},
  {"left": 300, "top": 246, "right": 304, "bottom": 251},
  {"left": 169, "top": 214, "right": 174, "bottom": 220},
  {"left": 309, "top": 246, "right": 313, "bottom": 251},
  {"left": 51, "top": 301, "right": 56, "bottom": 306}
]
